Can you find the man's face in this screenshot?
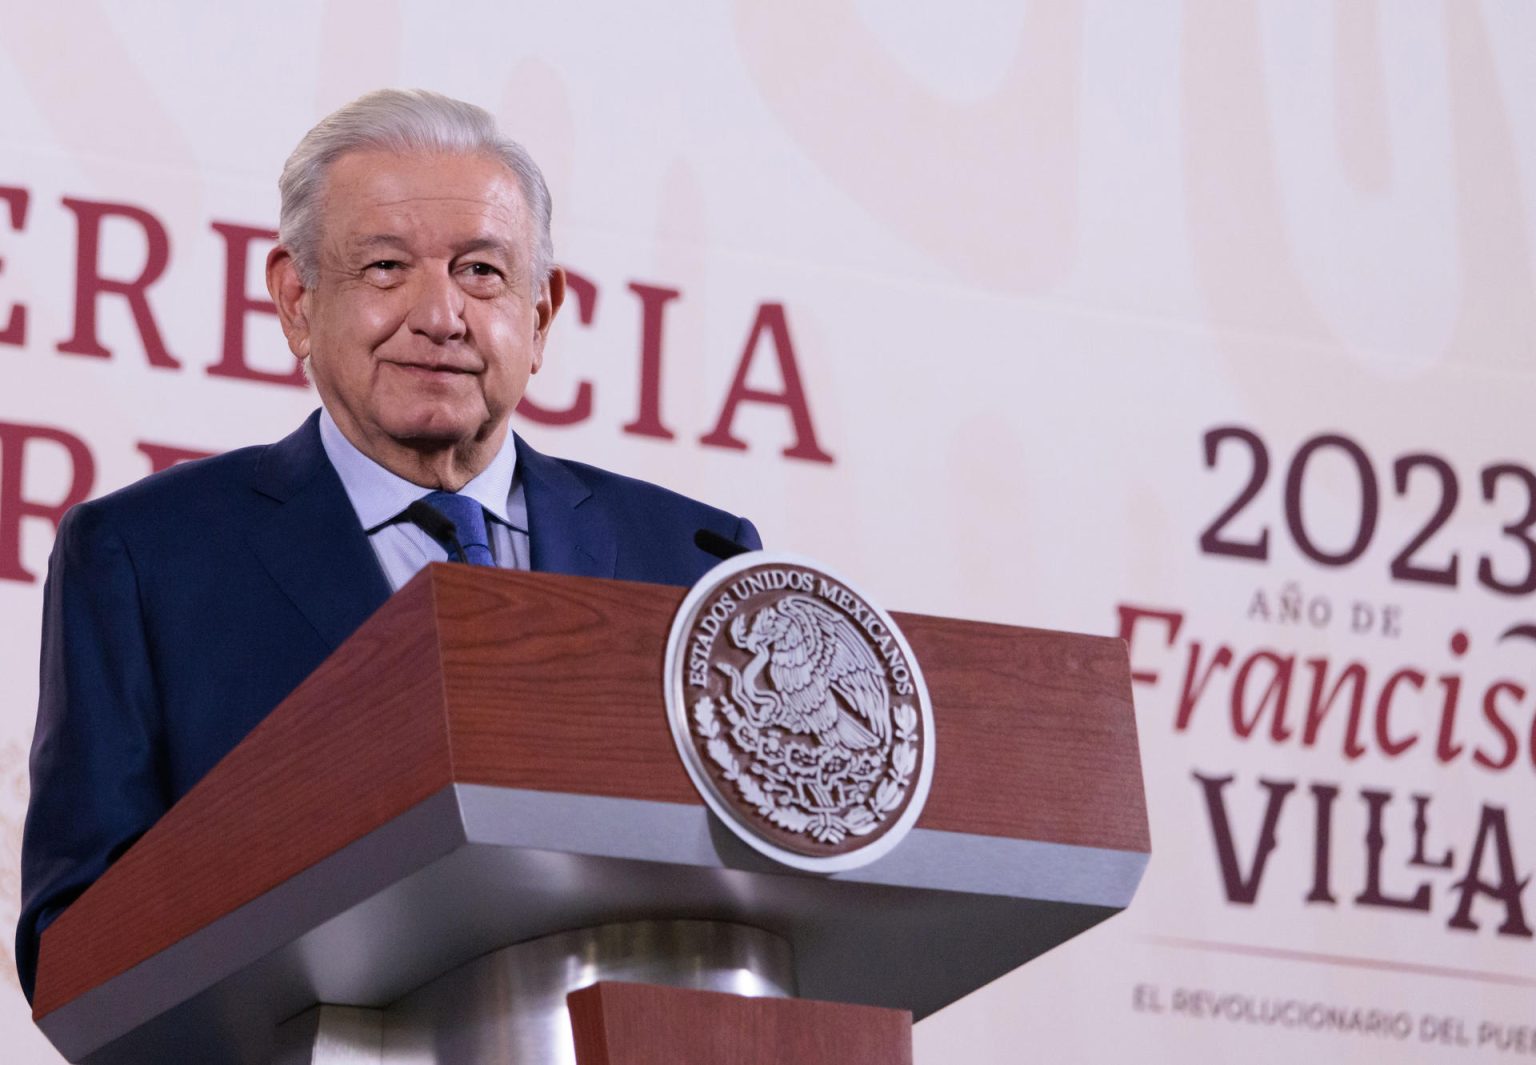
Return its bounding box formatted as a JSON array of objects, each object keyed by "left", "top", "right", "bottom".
[{"left": 271, "top": 149, "right": 560, "bottom": 475}]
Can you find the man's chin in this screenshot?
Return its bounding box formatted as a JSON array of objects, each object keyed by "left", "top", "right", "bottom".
[{"left": 380, "top": 411, "right": 497, "bottom": 452}]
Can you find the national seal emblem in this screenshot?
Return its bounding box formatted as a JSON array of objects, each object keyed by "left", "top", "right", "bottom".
[{"left": 663, "top": 553, "right": 936, "bottom": 871}]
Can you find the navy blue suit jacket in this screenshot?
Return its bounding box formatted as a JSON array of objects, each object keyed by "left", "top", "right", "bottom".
[{"left": 16, "top": 412, "right": 759, "bottom": 999}]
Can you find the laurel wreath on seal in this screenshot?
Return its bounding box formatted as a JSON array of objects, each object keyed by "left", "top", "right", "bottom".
[{"left": 693, "top": 694, "right": 919, "bottom": 845}]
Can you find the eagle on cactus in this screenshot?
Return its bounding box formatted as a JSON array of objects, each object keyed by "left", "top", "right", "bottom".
[{"left": 719, "top": 595, "right": 892, "bottom": 751}]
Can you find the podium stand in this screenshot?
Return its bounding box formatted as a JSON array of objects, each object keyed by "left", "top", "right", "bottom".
[{"left": 31, "top": 565, "right": 1149, "bottom": 1064}]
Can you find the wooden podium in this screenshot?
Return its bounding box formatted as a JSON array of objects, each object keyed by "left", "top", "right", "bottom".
[{"left": 31, "top": 565, "right": 1149, "bottom": 1064}]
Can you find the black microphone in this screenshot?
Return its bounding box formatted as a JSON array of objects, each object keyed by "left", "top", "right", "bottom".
[
  {"left": 404, "top": 500, "right": 468, "bottom": 563},
  {"left": 694, "top": 528, "right": 753, "bottom": 561}
]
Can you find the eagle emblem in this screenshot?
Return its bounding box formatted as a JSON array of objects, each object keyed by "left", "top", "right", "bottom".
[
  {"left": 723, "top": 596, "right": 892, "bottom": 752},
  {"left": 665, "top": 555, "right": 935, "bottom": 871}
]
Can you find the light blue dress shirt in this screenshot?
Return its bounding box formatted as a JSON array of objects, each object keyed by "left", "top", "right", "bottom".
[{"left": 318, "top": 408, "right": 530, "bottom": 592}]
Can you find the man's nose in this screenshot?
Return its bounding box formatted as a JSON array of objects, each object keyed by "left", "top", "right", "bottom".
[{"left": 406, "top": 267, "right": 467, "bottom": 343}]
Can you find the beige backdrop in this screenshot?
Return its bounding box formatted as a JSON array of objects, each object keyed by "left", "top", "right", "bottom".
[{"left": 1, "top": 2, "right": 1533, "bottom": 1062}]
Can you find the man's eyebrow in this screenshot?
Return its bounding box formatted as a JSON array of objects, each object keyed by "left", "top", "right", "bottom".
[
  {"left": 349, "top": 234, "right": 410, "bottom": 254},
  {"left": 344, "top": 234, "right": 521, "bottom": 269},
  {"left": 455, "top": 237, "right": 516, "bottom": 258}
]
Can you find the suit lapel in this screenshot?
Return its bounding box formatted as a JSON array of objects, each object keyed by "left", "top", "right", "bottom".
[
  {"left": 517, "top": 435, "right": 618, "bottom": 579},
  {"left": 246, "top": 413, "right": 393, "bottom": 650}
]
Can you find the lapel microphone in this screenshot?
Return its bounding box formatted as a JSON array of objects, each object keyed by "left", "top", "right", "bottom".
[
  {"left": 404, "top": 500, "right": 469, "bottom": 563},
  {"left": 694, "top": 528, "right": 752, "bottom": 561}
]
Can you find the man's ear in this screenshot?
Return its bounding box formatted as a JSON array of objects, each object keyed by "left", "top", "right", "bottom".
[
  {"left": 266, "top": 246, "right": 313, "bottom": 362},
  {"left": 529, "top": 266, "right": 566, "bottom": 375}
]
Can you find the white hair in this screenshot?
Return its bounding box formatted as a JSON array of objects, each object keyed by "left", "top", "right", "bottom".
[{"left": 277, "top": 88, "right": 554, "bottom": 286}]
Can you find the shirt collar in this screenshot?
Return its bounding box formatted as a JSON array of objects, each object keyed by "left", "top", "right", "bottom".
[{"left": 318, "top": 408, "right": 524, "bottom": 533}]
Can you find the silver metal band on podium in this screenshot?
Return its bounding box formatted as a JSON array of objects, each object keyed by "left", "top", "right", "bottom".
[{"left": 272, "top": 920, "right": 794, "bottom": 1065}]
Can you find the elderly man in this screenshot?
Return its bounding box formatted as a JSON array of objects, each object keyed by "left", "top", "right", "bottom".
[{"left": 16, "top": 89, "right": 759, "bottom": 1000}]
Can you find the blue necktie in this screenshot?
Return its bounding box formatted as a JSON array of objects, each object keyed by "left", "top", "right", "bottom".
[{"left": 419, "top": 491, "right": 496, "bottom": 567}]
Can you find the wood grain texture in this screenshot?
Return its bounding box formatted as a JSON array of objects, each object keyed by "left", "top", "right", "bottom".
[
  {"left": 897, "top": 610, "right": 1150, "bottom": 852},
  {"left": 436, "top": 566, "right": 694, "bottom": 804},
  {"left": 34, "top": 576, "right": 454, "bottom": 1019},
  {"left": 431, "top": 565, "right": 1150, "bottom": 852},
  {"left": 568, "top": 981, "right": 912, "bottom": 1065}
]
